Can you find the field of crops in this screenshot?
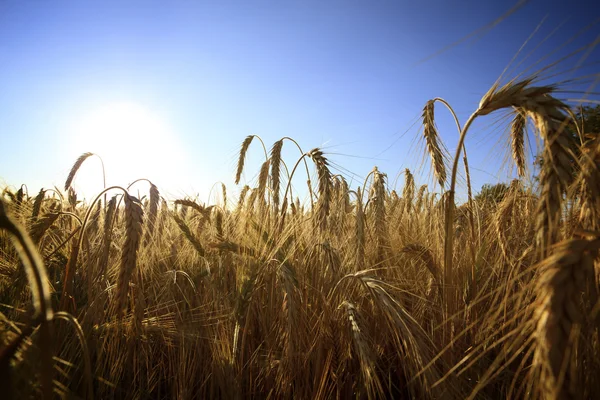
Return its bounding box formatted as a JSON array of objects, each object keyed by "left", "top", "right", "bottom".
[{"left": 1, "top": 78, "right": 599, "bottom": 399}]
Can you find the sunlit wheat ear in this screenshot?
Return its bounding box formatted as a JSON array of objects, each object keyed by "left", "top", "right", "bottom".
[
  {"left": 577, "top": 139, "right": 600, "bottom": 230},
  {"left": 355, "top": 187, "right": 365, "bottom": 270},
  {"left": 270, "top": 139, "right": 284, "bottom": 213},
  {"left": 144, "top": 183, "right": 160, "bottom": 243},
  {"left": 246, "top": 188, "right": 259, "bottom": 216},
  {"left": 403, "top": 168, "right": 415, "bottom": 214},
  {"left": 29, "top": 212, "right": 59, "bottom": 245},
  {"left": 215, "top": 209, "right": 224, "bottom": 240},
  {"left": 341, "top": 301, "right": 383, "bottom": 398},
  {"left": 510, "top": 109, "right": 527, "bottom": 178},
  {"left": 422, "top": 100, "right": 447, "bottom": 188},
  {"left": 15, "top": 186, "right": 24, "bottom": 207},
  {"left": 257, "top": 159, "right": 270, "bottom": 209},
  {"left": 371, "top": 167, "right": 389, "bottom": 263},
  {"left": 31, "top": 188, "right": 45, "bottom": 222},
  {"left": 116, "top": 194, "right": 144, "bottom": 319},
  {"left": 174, "top": 199, "right": 213, "bottom": 219},
  {"left": 415, "top": 184, "right": 427, "bottom": 213},
  {"left": 173, "top": 213, "right": 205, "bottom": 256},
  {"left": 534, "top": 237, "right": 600, "bottom": 400},
  {"left": 235, "top": 135, "right": 254, "bottom": 184},
  {"left": 68, "top": 187, "right": 78, "bottom": 209},
  {"left": 232, "top": 266, "right": 258, "bottom": 364},
  {"left": 221, "top": 183, "right": 227, "bottom": 209},
  {"left": 99, "top": 195, "right": 118, "bottom": 276},
  {"left": 64, "top": 152, "right": 94, "bottom": 191},
  {"left": 401, "top": 243, "right": 440, "bottom": 281},
  {"left": 308, "top": 148, "right": 332, "bottom": 232},
  {"left": 237, "top": 185, "right": 250, "bottom": 212}
]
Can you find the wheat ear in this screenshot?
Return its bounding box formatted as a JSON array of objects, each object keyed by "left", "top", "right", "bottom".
[
  {"left": 235, "top": 135, "right": 254, "bottom": 184},
  {"left": 510, "top": 109, "right": 527, "bottom": 178},
  {"left": 64, "top": 152, "right": 94, "bottom": 191},
  {"left": 270, "top": 139, "right": 284, "bottom": 214},
  {"left": 308, "top": 148, "right": 332, "bottom": 232},
  {"left": 422, "top": 100, "right": 447, "bottom": 188},
  {"left": 533, "top": 237, "right": 600, "bottom": 400},
  {"left": 116, "top": 194, "right": 144, "bottom": 318}
]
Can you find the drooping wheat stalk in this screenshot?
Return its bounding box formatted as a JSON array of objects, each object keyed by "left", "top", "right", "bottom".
[
  {"left": 445, "top": 79, "right": 577, "bottom": 291},
  {"left": 0, "top": 198, "right": 54, "bottom": 399},
  {"left": 174, "top": 199, "right": 213, "bottom": 219},
  {"left": 0, "top": 199, "right": 52, "bottom": 322},
  {"left": 173, "top": 213, "right": 205, "bottom": 256}
]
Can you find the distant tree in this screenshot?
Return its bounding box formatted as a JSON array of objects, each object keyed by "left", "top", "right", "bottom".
[
  {"left": 576, "top": 105, "right": 600, "bottom": 136},
  {"left": 474, "top": 182, "right": 511, "bottom": 204},
  {"left": 534, "top": 104, "right": 600, "bottom": 179}
]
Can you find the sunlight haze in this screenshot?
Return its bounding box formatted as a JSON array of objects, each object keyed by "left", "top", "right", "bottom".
[{"left": 0, "top": 0, "right": 598, "bottom": 203}]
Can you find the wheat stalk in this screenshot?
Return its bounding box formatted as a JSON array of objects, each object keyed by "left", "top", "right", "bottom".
[{"left": 0, "top": 198, "right": 54, "bottom": 399}]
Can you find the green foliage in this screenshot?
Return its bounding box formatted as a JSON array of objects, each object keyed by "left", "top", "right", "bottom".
[
  {"left": 475, "top": 182, "right": 511, "bottom": 204},
  {"left": 577, "top": 105, "right": 600, "bottom": 136}
]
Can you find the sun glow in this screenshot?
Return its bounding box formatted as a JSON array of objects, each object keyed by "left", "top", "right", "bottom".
[{"left": 66, "top": 102, "right": 189, "bottom": 199}]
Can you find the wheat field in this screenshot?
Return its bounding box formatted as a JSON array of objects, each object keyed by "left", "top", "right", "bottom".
[{"left": 1, "top": 76, "right": 600, "bottom": 399}]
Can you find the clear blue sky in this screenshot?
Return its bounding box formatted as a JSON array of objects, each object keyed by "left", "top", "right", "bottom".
[{"left": 0, "top": 0, "right": 598, "bottom": 203}]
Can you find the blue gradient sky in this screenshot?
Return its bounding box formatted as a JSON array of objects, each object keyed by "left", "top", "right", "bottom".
[{"left": 0, "top": 0, "right": 598, "bottom": 203}]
